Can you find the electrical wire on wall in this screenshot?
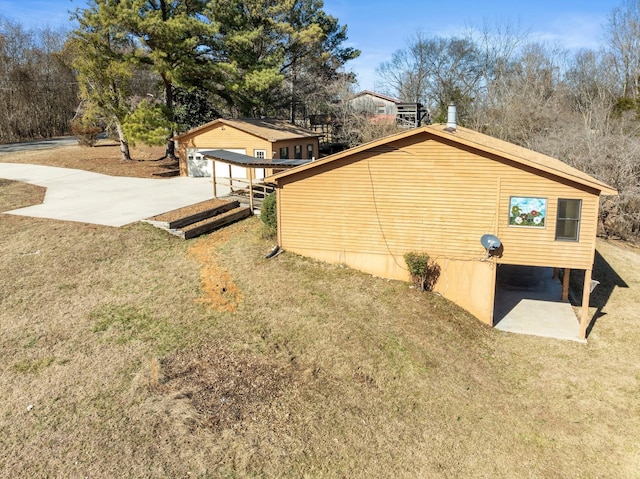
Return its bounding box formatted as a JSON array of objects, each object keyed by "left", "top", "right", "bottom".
[
  {"left": 366, "top": 156, "right": 503, "bottom": 276},
  {"left": 367, "top": 161, "right": 408, "bottom": 272}
]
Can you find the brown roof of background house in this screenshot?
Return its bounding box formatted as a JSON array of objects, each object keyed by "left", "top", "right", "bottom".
[{"left": 353, "top": 90, "right": 403, "bottom": 104}]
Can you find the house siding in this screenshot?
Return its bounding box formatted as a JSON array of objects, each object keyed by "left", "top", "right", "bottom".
[{"left": 276, "top": 133, "right": 602, "bottom": 324}]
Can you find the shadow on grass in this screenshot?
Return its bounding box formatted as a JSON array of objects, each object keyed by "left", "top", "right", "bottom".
[{"left": 570, "top": 249, "right": 628, "bottom": 337}]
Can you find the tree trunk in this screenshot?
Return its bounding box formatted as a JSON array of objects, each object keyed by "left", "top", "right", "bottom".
[
  {"left": 163, "top": 74, "right": 176, "bottom": 159},
  {"left": 115, "top": 120, "right": 131, "bottom": 161}
]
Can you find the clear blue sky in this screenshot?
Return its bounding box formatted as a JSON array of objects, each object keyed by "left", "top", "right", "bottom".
[{"left": 1, "top": 0, "right": 622, "bottom": 90}]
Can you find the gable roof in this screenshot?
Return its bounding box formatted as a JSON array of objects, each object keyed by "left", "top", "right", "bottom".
[
  {"left": 268, "top": 124, "right": 617, "bottom": 196},
  {"left": 174, "top": 118, "right": 321, "bottom": 143},
  {"left": 352, "top": 90, "right": 402, "bottom": 104}
]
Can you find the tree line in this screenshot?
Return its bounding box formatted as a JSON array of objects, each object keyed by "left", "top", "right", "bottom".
[
  {"left": 1, "top": 1, "right": 359, "bottom": 159},
  {"left": 69, "top": 0, "right": 359, "bottom": 160}
]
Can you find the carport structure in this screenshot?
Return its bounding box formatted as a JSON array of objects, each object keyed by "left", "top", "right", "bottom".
[{"left": 199, "top": 149, "right": 310, "bottom": 210}]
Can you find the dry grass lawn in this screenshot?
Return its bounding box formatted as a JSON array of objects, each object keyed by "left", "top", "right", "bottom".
[{"left": 1, "top": 144, "right": 639, "bottom": 478}]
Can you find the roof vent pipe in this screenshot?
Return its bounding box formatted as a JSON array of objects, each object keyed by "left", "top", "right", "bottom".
[{"left": 446, "top": 103, "right": 457, "bottom": 129}]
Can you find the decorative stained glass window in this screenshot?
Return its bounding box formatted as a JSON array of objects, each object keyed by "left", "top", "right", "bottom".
[{"left": 509, "top": 197, "right": 547, "bottom": 228}]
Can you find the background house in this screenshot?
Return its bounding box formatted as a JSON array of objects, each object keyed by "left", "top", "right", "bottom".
[
  {"left": 174, "top": 118, "right": 321, "bottom": 180},
  {"left": 349, "top": 91, "right": 427, "bottom": 127},
  {"left": 349, "top": 90, "right": 402, "bottom": 121},
  {"left": 268, "top": 122, "right": 616, "bottom": 339}
]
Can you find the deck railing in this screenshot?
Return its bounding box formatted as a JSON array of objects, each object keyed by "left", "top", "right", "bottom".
[{"left": 213, "top": 176, "right": 275, "bottom": 206}]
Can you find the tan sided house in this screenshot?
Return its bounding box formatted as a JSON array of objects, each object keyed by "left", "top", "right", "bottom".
[
  {"left": 174, "top": 118, "right": 320, "bottom": 181},
  {"left": 267, "top": 121, "right": 617, "bottom": 339}
]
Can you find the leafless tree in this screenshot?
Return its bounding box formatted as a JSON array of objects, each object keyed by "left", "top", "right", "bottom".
[
  {"left": 565, "top": 49, "right": 619, "bottom": 133},
  {"left": 605, "top": 0, "right": 640, "bottom": 98},
  {"left": 376, "top": 33, "right": 483, "bottom": 122},
  {"left": 0, "top": 17, "right": 77, "bottom": 143}
]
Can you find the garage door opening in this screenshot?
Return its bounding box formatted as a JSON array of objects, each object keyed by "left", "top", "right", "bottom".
[{"left": 493, "top": 265, "right": 584, "bottom": 342}]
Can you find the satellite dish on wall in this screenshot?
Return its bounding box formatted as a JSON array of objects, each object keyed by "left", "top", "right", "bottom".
[{"left": 480, "top": 234, "right": 502, "bottom": 253}]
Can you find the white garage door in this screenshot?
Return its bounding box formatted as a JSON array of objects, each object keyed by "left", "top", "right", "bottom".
[
  {"left": 187, "top": 148, "right": 247, "bottom": 178},
  {"left": 186, "top": 149, "right": 211, "bottom": 177}
]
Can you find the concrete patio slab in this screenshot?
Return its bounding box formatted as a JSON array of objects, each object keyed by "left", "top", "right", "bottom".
[
  {"left": 493, "top": 265, "right": 585, "bottom": 343},
  {"left": 1, "top": 163, "right": 229, "bottom": 227},
  {"left": 494, "top": 298, "right": 585, "bottom": 343}
]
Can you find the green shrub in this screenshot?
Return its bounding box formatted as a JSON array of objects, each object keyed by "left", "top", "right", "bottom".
[
  {"left": 404, "top": 252, "right": 440, "bottom": 291},
  {"left": 260, "top": 192, "right": 277, "bottom": 237}
]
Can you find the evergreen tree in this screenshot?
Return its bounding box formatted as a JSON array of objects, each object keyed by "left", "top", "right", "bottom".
[
  {"left": 209, "top": 0, "right": 359, "bottom": 118},
  {"left": 72, "top": 0, "right": 358, "bottom": 151},
  {"left": 173, "top": 87, "right": 221, "bottom": 131},
  {"left": 113, "top": 0, "right": 218, "bottom": 157},
  {"left": 73, "top": 0, "right": 218, "bottom": 159},
  {"left": 280, "top": 0, "right": 360, "bottom": 122}
]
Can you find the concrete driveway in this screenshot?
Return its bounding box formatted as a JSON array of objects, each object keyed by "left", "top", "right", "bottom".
[{"left": 0, "top": 163, "right": 227, "bottom": 227}]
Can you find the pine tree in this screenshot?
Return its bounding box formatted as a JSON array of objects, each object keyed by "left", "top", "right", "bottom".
[
  {"left": 73, "top": 0, "right": 218, "bottom": 159},
  {"left": 209, "top": 0, "right": 359, "bottom": 118},
  {"left": 72, "top": 0, "right": 359, "bottom": 151},
  {"left": 113, "top": 0, "right": 218, "bottom": 158}
]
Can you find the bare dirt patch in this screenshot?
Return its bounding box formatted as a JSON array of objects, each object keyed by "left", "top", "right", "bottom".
[
  {"left": 186, "top": 223, "right": 247, "bottom": 312},
  {"left": 157, "top": 345, "right": 296, "bottom": 433}
]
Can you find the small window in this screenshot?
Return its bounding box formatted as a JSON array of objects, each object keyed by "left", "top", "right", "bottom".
[
  {"left": 376, "top": 104, "right": 386, "bottom": 114},
  {"left": 555, "top": 199, "right": 582, "bottom": 241},
  {"left": 254, "top": 150, "right": 266, "bottom": 159},
  {"left": 279, "top": 146, "right": 289, "bottom": 159},
  {"left": 294, "top": 145, "right": 302, "bottom": 159},
  {"left": 306, "top": 143, "right": 314, "bottom": 159}
]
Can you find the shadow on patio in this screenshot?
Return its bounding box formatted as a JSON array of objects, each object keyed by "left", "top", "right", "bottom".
[{"left": 493, "top": 265, "right": 585, "bottom": 342}]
